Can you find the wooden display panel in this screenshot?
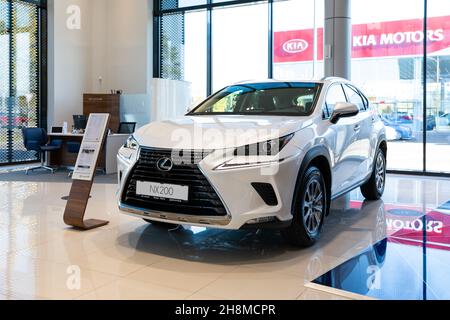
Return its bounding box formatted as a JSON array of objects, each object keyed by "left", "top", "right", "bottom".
[
  {"left": 63, "top": 180, "right": 109, "bottom": 230},
  {"left": 63, "top": 114, "right": 110, "bottom": 230}
]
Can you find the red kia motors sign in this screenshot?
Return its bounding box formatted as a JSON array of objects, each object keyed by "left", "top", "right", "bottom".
[
  {"left": 275, "top": 29, "right": 319, "bottom": 62},
  {"left": 274, "top": 15, "right": 450, "bottom": 63}
]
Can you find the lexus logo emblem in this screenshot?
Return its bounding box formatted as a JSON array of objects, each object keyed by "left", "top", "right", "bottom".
[{"left": 156, "top": 157, "right": 173, "bottom": 171}]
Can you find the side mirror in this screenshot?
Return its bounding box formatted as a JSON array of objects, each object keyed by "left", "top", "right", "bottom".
[{"left": 330, "top": 102, "right": 359, "bottom": 124}]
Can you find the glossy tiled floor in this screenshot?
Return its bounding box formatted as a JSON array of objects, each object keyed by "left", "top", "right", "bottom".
[
  {"left": 0, "top": 173, "right": 449, "bottom": 300},
  {"left": 313, "top": 177, "right": 450, "bottom": 300}
]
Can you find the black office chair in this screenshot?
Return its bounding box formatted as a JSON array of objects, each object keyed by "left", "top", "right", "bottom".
[
  {"left": 118, "top": 122, "right": 137, "bottom": 134},
  {"left": 22, "top": 128, "right": 62, "bottom": 174}
]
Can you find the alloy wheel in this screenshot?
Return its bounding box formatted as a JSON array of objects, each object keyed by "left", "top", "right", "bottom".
[
  {"left": 302, "top": 179, "right": 324, "bottom": 235},
  {"left": 375, "top": 152, "right": 386, "bottom": 193}
]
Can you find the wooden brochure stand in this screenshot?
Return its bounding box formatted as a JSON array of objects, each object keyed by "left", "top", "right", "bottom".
[{"left": 63, "top": 114, "right": 110, "bottom": 230}]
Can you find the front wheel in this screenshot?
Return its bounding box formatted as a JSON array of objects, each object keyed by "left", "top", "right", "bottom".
[
  {"left": 361, "top": 149, "right": 386, "bottom": 200},
  {"left": 281, "top": 166, "right": 328, "bottom": 247}
]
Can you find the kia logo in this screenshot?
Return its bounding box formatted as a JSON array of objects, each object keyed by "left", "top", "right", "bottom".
[
  {"left": 282, "top": 39, "right": 309, "bottom": 54},
  {"left": 156, "top": 157, "right": 173, "bottom": 171}
]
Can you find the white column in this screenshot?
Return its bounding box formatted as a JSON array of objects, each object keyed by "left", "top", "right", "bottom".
[{"left": 324, "top": 0, "right": 352, "bottom": 79}]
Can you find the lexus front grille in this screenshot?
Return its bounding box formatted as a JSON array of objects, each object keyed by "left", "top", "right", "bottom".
[{"left": 122, "top": 148, "right": 227, "bottom": 217}]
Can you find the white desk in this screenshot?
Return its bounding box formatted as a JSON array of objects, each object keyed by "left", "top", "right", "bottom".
[
  {"left": 48, "top": 133, "right": 129, "bottom": 174},
  {"left": 48, "top": 133, "right": 84, "bottom": 138},
  {"left": 105, "top": 134, "right": 129, "bottom": 174}
]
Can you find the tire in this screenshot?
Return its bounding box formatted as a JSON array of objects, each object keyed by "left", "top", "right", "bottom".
[
  {"left": 361, "top": 200, "right": 387, "bottom": 243},
  {"left": 143, "top": 219, "right": 178, "bottom": 228},
  {"left": 361, "top": 149, "right": 386, "bottom": 200},
  {"left": 374, "top": 238, "right": 388, "bottom": 265},
  {"left": 281, "top": 166, "right": 328, "bottom": 247}
]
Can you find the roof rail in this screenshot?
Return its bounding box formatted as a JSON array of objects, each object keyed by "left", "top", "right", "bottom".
[{"left": 320, "top": 76, "right": 348, "bottom": 81}]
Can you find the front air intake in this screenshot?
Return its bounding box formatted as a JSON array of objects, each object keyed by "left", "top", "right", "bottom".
[{"left": 251, "top": 183, "right": 278, "bottom": 206}]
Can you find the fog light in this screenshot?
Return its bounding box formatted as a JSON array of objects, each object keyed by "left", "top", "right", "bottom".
[{"left": 246, "top": 217, "right": 276, "bottom": 225}]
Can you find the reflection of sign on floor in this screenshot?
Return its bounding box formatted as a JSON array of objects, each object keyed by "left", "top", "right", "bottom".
[
  {"left": 350, "top": 200, "right": 450, "bottom": 251},
  {"left": 387, "top": 217, "right": 444, "bottom": 234}
]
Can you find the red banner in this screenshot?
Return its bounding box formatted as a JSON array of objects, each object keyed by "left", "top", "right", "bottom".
[{"left": 274, "top": 16, "right": 450, "bottom": 63}]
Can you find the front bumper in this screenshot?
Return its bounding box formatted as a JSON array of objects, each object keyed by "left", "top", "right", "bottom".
[
  {"left": 119, "top": 202, "right": 232, "bottom": 226},
  {"left": 117, "top": 148, "right": 302, "bottom": 230}
]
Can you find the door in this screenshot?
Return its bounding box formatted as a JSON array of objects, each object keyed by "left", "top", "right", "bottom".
[
  {"left": 324, "top": 83, "right": 361, "bottom": 195},
  {"left": 343, "top": 84, "right": 373, "bottom": 182}
]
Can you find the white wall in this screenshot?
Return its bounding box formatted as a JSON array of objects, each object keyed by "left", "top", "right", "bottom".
[
  {"left": 48, "top": 0, "right": 93, "bottom": 128},
  {"left": 48, "top": 0, "right": 153, "bottom": 128},
  {"left": 90, "top": 0, "right": 108, "bottom": 93},
  {"left": 106, "top": 0, "right": 151, "bottom": 93}
]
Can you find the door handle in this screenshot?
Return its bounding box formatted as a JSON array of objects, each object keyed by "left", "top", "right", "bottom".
[{"left": 354, "top": 124, "right": 361, "bottom": 132}]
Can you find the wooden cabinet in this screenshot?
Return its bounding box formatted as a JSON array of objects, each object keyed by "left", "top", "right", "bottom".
[
  {"left": 83, "top": 94, "right": 120, "bottom": 133},
  {"left": 48, "top": 134, "right": 106, "bottom": 169}
]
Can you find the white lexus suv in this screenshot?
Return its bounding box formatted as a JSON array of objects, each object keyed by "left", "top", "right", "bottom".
[{"left": 117, "top": 77, "right": 387, "bottom": 247}]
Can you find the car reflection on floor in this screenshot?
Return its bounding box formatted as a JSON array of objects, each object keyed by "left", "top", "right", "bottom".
[
  {"left": 120, "top": 197, "right": 388, "bottom": 284},
  {"left": 313, "top": 200, "right": 450, "bottom": 300}
]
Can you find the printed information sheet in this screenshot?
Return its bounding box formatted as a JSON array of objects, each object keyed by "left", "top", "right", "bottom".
[{"left": 72, "top": 114, "right": 109, "bottom": 181}]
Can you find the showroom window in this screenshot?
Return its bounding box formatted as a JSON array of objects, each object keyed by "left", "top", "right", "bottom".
[
  {"left": 351, "top": 0, "right": 450, "bottom": 175},
  {"left": 159, "top": 9, "right": 207, "bottom": 104},
  {"left": 211, "top": 2, "right": 268, "bottom": 92},
  {"left": 350, "top": 0, "right": 425, "bottom": 170},
  {"left": 398, "top": 58, "right": 416, "bottom": 80},
  {"left": 273, "top": 0, "right": 324, "bottom": 80},
  {"left": 154, "top": 0, "right": 324, "bottom": 102},
  {"left": 155, "top": 0, "right": 450, "bottom": 175},
  {"left": 426, "top": 0, "right": 450, "bottom": 174},
  {"left": 0, "top": 0, "right": 46, "bottom": 165}
]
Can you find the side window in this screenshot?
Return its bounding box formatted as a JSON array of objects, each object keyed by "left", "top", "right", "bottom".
[
  {"left": 324, "top": 84, "right": 347, "bottom": 119},
  {"left": 360, "top": 91, "right": 370, "bottom": 109},
  {"left": 344, "top": 84, "right": 366, "bottom": 112}
]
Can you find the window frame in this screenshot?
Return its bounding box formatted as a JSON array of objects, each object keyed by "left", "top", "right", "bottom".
[
  {"left": 343, "top": 83, "right": 368, "bottom": 112},
  {"left": 323, "top": 83, "right": 347, "bottom": 120}
]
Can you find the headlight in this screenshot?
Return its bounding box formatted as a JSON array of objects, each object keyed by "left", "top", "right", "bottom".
[
  {"left": 124, "top": 136, "right": 139, "bottom": 150},
  {"left": 215, "top": 133, "right": 295, "bottom": 170},
  {"left": 234, "top": 133, "right": 294, "bottom": 157}
]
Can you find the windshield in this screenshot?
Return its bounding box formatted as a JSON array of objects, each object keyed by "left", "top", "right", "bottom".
[{"left": 189, "top": 82, "right": 322, "bottom": 116}]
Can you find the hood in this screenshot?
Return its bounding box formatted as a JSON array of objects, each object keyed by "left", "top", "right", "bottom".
[{"left": 134, "top": 115, "right": 312, "bottom": 150}]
